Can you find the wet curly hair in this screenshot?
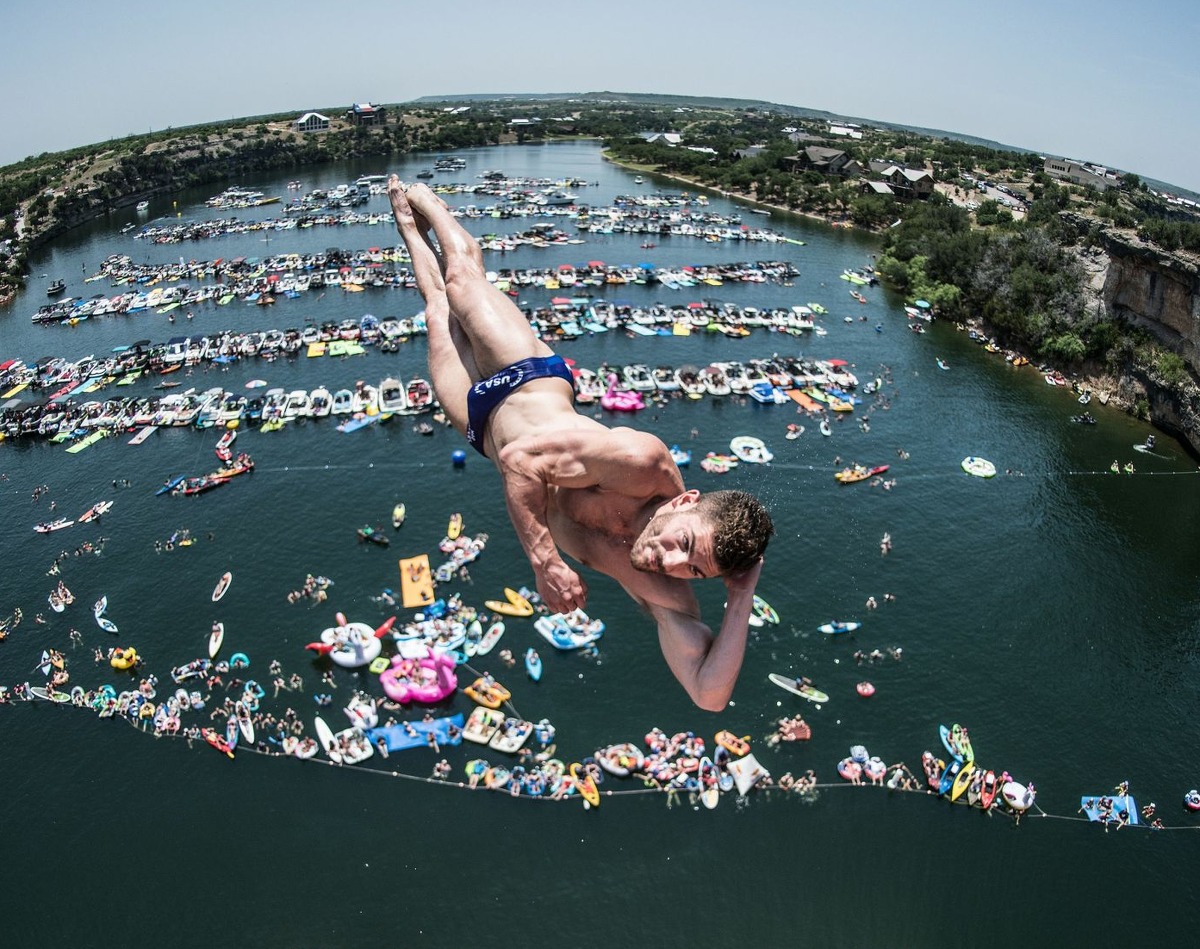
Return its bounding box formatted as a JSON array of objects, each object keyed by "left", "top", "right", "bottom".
[{"left": 695, "top": 489, "right": 774, "bottom": 574}]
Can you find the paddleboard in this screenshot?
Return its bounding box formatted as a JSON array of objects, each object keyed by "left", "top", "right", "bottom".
[
  {"left": 314, "top": 716, "right": 336, "bottom": 758},
  {"left": 768, "top": 673, "right": 829, "bottom": 704},
  {"left": 208, "top": 622, "right": 224, "bottom": 659},
  {"left": 525, "top": 647, "right": 542, "bottom": 681},
  {"left": 398, "top": 554, "right": 435, "bottom": 609}
]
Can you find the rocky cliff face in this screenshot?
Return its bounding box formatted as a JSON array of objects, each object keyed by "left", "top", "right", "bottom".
[
  {"left": 1100, "top": 232, "right": 1200, "bottom": 368},
  {"left": 1097, "top": 230, "right": 1200, "bottom": 457}
]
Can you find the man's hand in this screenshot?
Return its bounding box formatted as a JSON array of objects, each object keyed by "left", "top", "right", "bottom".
[
  {"left": 537, "top": 559, "right": 588, "bottom": 614},
  {"left": 723, "top": 558, "right": 764, "bottom": 596}
]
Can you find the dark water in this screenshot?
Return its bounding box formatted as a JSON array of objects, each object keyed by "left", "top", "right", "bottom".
[{"left": 2, "top": 142, "right": 1198, "bottom": 948}]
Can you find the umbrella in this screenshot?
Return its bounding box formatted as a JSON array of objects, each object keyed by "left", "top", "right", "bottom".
[
  {"left": 914, "top": 299, "right": 931, "bottom": 309},
  {"left": 827, "top": 358, "right": 849, "bottom": 366},
  {"left": 245, "top": 379, "right": 268, "bottom": 389}
]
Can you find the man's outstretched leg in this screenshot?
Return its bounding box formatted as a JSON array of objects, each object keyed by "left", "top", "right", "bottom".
[
  {"left": 388, "top": 176, "right": 475, "bottom": 434},
  {"left": 401, "top": 182, "right": 553, "bottom": 377}
]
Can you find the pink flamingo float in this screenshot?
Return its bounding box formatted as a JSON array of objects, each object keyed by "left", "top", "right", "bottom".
[
  {"left": 600, "top": 373, "right": 646, "bottom": 412},
  {"left": 379, "top": 646, "right": 458, "bottom": 704}
]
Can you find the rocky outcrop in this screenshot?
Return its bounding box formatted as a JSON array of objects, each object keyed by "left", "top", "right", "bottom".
[
  {"left": 1099, "top": 230, "right": 1200, "bottom": 370},
  {"left": 1096, "top": 229, "right": 1200, "bottom": 457}
]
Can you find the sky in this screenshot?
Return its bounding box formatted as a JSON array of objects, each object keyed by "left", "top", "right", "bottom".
[{"left": 4, "top": 0, "right": 1199, "bottom": 194}]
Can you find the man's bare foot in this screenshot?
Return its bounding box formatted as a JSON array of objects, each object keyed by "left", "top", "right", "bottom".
[
  {"left": 402, "top": 182, "right": 481, "bottom": 263},
  {"left": 388, "top": 175, "right": 432, "bottom": 232}
]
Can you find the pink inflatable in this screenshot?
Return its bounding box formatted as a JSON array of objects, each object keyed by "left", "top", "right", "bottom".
[
  {"left": 379, "top": 647, "right": 458, "bottom": 704},
  {"left": 600, "top": 373, "right": 645, "bottom": 412}
]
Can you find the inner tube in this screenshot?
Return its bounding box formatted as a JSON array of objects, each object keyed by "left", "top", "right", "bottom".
[
  {"left": 229, "top": 652, "right": 250, "bottom": 669},
  {"left": 856, "top": 681, "right": 876, "bottom": 697}
]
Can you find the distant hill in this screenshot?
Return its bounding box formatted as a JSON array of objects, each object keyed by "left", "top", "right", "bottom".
[{"left": 409, "top": 90, "right": 1029, "bottom": 154}]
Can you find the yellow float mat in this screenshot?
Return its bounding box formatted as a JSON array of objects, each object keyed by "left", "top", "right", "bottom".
[{"left": 398, "top": 554, "right": 436, "bottom": 609}]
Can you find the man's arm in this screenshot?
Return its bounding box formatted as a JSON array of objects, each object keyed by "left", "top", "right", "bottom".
[
  {"left": 499, "top": 427, "right": 680, "bottom": 613},
  {"left": 647, "top": 559, "right": 763, "bottom": 712}
]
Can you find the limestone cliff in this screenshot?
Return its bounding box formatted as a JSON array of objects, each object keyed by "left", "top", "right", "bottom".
[{"left": 1096, "top": 230, "right": 1200, "bottom": 457}]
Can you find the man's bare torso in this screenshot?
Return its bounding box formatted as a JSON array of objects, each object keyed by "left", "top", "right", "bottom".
[{"left": 487, "top": 384, "right": 698, "bottom": 616}]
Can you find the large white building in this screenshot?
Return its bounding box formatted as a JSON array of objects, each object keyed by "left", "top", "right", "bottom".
[
  {"left": 1044, "top": 158, "right": 1121, "bottom": 192},
  {"left": 292, "top": 112, "right": 330, "bottom": 133}
]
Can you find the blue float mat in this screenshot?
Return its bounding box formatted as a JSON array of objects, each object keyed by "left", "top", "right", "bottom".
[
  {"left": 367, "top": 713, "right": 464, "bottom": 752},
  {"left": 1080, "top": 794, "right": 1139, "bottom": 825}
]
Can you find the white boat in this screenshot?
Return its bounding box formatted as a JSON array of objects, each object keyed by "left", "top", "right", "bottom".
[
  {"left": 378, "top": 377, "right": 408, "bottom": 413},
  {"left": 534, "top": 610, "right": 604, "bottom": 650},
  {"left": 488, "top": 717, "right": 533, "bottom": 754},
  {"left": 961, "top": 456, "right": 997, "bottom": 478},
  {"left": 463, "top": 705, "right": 505, "bottom": 744},
  {"left": 597, "top": 742, "right": 645, "bottom": 777},
  {"left": 730, "top": 435, "right": 773, "bottom": 464},
  {"left": 235, "top": 701, "right": 255, "bottom": 744},
  {"left": 309, "top": 386, "right": 333, "bottom": 417}
]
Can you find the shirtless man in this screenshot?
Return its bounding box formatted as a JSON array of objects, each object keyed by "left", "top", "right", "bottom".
[{"left": 388, "top": 177, "right": 773, "bottom": 711}]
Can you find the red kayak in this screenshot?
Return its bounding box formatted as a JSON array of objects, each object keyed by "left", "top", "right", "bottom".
[
  {"left": 979, "top": 769, "right": 999, "bottom": 810},
  {"left": 202, "top": 727, "right": 235, "bottom": 759}
]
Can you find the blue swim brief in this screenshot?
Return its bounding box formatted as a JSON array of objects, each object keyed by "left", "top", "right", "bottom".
[{"left": 465, "top": 354, "right": 575, "bottom": 456}]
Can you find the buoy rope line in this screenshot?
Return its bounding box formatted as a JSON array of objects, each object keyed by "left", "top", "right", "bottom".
[{"left": 7, "top": 696, "right": 1194, "bottom": 827}]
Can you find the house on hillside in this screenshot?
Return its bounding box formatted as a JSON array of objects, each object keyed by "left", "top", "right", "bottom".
[
  {"left": 733, "top": 145, "right": 768, "bottom": 161},
  {"left": 293, "top": 112, "right": 330, "bottom": 133},
  {"left": 1044, "top": 158, "right": 1121, "bottom": 192},
  {"left": 640, "top": 132, "right": 682, "bottom": 146},
  {"left": 864, "top": 163, "right": 935, "bottom": 200},
  {"left": 346, "top": 103, "right": 387, "bottom": 127},
  {"left": 784, "top": 146, "right": 862, "bottom": 178}
]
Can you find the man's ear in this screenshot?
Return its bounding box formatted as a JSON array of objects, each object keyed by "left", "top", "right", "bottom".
[{"left": 671, "top": 489, "right": 701, "bottom": 509}]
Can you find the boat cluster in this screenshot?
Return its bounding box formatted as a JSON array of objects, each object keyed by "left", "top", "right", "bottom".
[
  {"left": 31, "top": 255, "right": 800, "bottom": 326},
  {"left": 1, "top": 343, "right": 865, "bottom": 444}
]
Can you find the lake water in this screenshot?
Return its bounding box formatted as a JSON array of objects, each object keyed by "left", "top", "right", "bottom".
[{"left": 1, "top": 141, "right": 1197, "bottom": 948}]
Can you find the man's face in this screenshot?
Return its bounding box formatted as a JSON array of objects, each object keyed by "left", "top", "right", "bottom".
[{"left": 630, "top": 494, "right": 718, "bottom": 580}]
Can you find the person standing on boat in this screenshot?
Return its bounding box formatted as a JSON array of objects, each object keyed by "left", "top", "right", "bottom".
[{"left": 387, "top": 177, "right": 773, "bottom": 711}]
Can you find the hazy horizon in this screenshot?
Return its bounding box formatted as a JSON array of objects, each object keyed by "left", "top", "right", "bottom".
[{"left": 3, "top": 0, "right": 1197, "bottom": 194}]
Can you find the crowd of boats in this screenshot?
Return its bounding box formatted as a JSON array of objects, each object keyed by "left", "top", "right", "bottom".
[
  {"left": 30, "top": 253, "right": 804, "bottom": 327},
  {"left": 130, "top": 198, "right": 784, "bottom": 249},
  {"left": 1, "top": 335, "right": 867, "bottom": 443}
]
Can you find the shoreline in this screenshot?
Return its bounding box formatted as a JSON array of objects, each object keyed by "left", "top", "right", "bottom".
[{"left": 602, "top": 152, "right": 856, "bottom": 231}]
